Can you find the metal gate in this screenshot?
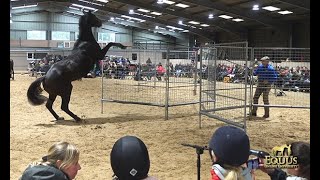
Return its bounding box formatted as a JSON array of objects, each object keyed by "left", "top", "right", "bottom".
[
  {"left": 199, "top": 44, "right": 310, "bottom": 131},
  {"left": 199, "top": 42, "right": 249, "bottom": 130}
]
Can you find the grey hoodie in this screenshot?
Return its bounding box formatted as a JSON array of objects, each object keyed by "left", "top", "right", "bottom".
[{"left": 20, "top": 164, "right": 70, "bottom": 180}]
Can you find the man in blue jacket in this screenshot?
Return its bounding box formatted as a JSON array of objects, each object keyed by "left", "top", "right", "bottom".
[{"left": 250, "top": 56, "right": 278, "bottom": 118}]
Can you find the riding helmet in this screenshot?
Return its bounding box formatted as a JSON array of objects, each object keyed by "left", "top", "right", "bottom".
[
  {"left": 209, "top": 125, "right": 250, "bottom": 166},
  {"left": 110, "top": 135, "right": 150, "bottom": 180}
]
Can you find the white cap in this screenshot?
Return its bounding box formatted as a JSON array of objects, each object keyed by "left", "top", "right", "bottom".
[{"left": 260, "top": 56, "right": 270, "bottom": 61}]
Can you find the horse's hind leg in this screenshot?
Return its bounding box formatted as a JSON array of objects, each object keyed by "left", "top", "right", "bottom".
[
  {"left": 46, "top": 94, "right": 64, "bottom": 121},
  {"left": 61, "top": 86, "right": 81, "bottom": 122}
]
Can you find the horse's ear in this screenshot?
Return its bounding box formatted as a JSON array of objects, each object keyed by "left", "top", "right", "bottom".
[
  {"left": 88, "top": 10, "right": 92, "bottom": 14},
  {"left": 80, "top": 8, "right": 85, "bottom": 14}
]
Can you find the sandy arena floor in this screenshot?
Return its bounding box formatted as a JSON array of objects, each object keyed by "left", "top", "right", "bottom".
[{"left": 10, "top": 74, "right": 310, "bottom": 180}]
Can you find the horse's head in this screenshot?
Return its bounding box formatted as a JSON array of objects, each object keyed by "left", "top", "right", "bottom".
[{"left": 79, "top": 10, "right": 102, "bottom": 28}]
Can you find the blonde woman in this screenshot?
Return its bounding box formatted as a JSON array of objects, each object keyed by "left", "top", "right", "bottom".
[
  {"left": 208, "top": 125, "right": 254, "bottom": 180},
  {"left": 20, "top": 141, "right": 81, "bottom": 180}
]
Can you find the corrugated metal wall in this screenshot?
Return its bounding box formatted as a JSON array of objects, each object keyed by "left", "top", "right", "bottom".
[
  {"left": 10, "top": 12, "right": 187, "bottom": 71},
  {"left": 10, "top": 12, "right": 182, "bottom": 44},
  {"left": 10, "top": 30, "right": 27, "bottom": 40},
  {"left": 10, "top": 51, "right": 29, "bottom": 71},
  {"left": 292, "top": 23, "right": 310, "bottom": 48},
  {"left": 248, "top": 28, "right": 290, "bottom": 47}
]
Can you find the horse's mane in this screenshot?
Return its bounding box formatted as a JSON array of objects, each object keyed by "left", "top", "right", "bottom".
[
  {"left": 79, "top": 11, "right": 92, "bottom": 28},
  {"left": 79, "top": 15, "right": 87, "bottom": 28}
]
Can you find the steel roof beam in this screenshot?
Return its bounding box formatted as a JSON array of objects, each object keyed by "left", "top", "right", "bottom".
[
  {"left": 110, "top": 0, "right": 246, "bottom": 36},
  {"left": 70, "top": 0, "right": 218, "bottom": 40},
  {"left": 182, "top": 0, "right": 287, "bottom": 28},
  {"left": 273, "top": 0, "right": 310, "bottom": 11}
]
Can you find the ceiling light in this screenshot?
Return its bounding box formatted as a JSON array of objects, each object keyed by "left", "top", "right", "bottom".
[
  {"left": 157, "top": 0, "right": 164, "bottom": 4},
  {"left": 12, "top": 4, "right": 38, "bottom": 9},
  {"left": 166, "top": 25, "right": 183, "bottom": 30},
  {"left": 278, "top": 10, "right": 293, "bottom": 15},
  {"left": 218, "top": 15, "right": 233, "bottom": 19},
  {"left": 182, "top": 30, "right": 189, "bottom": 33},
  {"left": 155, "top": 26, "right": 159, "bottom": 29},
  {"left": 78, "top": 0, "right": 104, "bottom": 6},
  {"left": 96, "top": 0, "right": 108, "bottom": 3},
  {"left": 158, "top": 26, "right": 166, "bottom": 30},
  {"left": 121, "top": 15, "right": 144, "bottom": 22},
  {"left": 262, "top": 6, "right": 280, "bottom": 11},
  {"left": 188, "top": 21, "right": 200, "bottom": 25},
  {"left": 163, "top": 0, "right": 175, "bottom": 5},
  {"left": 115, "top": 17, "right": 125, "bottom": 20},
  {"left": 110, "top": 17, "right": 114, "bottom": 21},
  {"left": 178, "top": 20, "right": 183, "bottom": 25},
  {"left": 66, "top": 10, "right": 83, "bottom": 16},
  {"left": 232, "top": 18, "right": 244, "bottom": 22},
  {"left": 252, "top": 5, "right": 259, "bottom": 10},
  {"left": 200, "top": 24, "right": 210, "bottom": 27},
  {"left": 137, "top": 8, "right": 150, "bottom": 13},
  {"left": 129, "top": 9, "right": 134, "bottom": 14},
  {"left": 175, "top": 3, "right": 189, "bottom": 8},
  {"left": 208, "top": 14, "right": 214, "bottom": 19},
  {"left": 142, "top": 14, "right": 155, "bottom": 18},
  {"left": 151, "top": 12, "right": 162, "bottom": 15}
]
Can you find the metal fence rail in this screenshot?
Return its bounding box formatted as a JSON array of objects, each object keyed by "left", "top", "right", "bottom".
[{"left": 101, "top": 48, "right": 200, "bottom": 119}]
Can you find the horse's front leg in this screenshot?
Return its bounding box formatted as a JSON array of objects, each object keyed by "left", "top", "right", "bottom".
[
  {"left": 61, "top": 84, "right": 81, "bottom": 122},
  {"left": 46, "top": 94, "right": 64, "bottom": 121},
  {"left": 101, "top": 42, "right": 127, "bottom": 57}
]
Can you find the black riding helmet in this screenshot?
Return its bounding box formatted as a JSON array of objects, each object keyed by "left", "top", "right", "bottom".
[
  {"left": 208, "top": 125, "right": 250, "bottom": 166},
  {"left": 110, "top": 136, "right": 150, "bottom": 180}
]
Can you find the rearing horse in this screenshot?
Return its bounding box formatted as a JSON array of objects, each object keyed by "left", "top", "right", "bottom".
[{"left": 27, "top": 11, "right": 126, "bottom": 122}]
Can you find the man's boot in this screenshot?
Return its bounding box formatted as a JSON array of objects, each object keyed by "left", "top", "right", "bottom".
[
  {"left": 248, "top": 106, "right": 257, "bottom": 116},
  {"left": 263, "top": 107, "right": 269, "bottom": 118}
]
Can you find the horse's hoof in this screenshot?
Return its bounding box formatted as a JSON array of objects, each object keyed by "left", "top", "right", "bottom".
[{"left": 57, "top": 117, "right": 64, "bottom": 120}]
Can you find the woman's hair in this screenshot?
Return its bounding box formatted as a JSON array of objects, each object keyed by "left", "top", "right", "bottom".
[
  {"left": 223, "top": 165, "right": 245, "bottom": 180},
  {"left": 209, "top": 151, "right": 246, "bottom": 180},
  {"left": 31, "top": 141, "right": 80, "bottom": 170},
  {"left": 291, "top": 141, "right": 310, "bottom": 180},
  {"left": 208, "top": 126, "right": 250, "bottom": 180}
]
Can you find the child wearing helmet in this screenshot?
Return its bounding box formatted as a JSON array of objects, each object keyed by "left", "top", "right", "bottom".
[
  {"left": 208, "top": 125, "right": 254, "bottom": 180},
  {"left": 110, "top": 136, "right": 158, "bottom": 180}
]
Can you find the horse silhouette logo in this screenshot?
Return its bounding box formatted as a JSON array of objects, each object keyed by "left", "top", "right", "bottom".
[{"left": 271, "top": 144, "right": 292, "bottom": 156}]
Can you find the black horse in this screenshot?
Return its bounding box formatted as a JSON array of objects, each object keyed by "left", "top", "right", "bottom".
[{"left": 27, "top": 11, "right": 126, "bottom": 122}]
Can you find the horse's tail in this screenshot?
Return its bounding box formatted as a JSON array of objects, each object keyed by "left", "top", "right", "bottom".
[{"left": 27, "top": 76, "right": 48, "bottom": 105}]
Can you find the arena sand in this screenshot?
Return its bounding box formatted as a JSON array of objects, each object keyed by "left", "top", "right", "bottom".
[{"left": 10, "top": 74, "right": 310, "bottom": 180}]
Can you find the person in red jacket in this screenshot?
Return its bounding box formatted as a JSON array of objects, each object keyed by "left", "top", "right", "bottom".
[
  {"left": 156, "top": 63, "right": 165, "bottom": 81},
  {"left": 208, "top": 125, "right": 255, "bottom": 180}
]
